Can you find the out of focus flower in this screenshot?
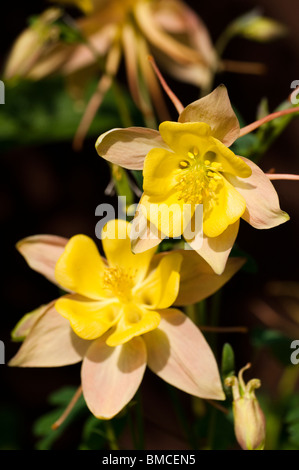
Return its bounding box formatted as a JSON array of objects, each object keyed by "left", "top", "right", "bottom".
[
  {"left": 96, "top": 85, "right": 290, "bottom": 274},
  {"left": 225, "top": 363, "right": 266, "bottom": 450},
  {"left": 10, "top": 220, "right": 246, "bottom": 418},
  {"left": 4, "top": 0, "right": 217, "bottom": 146}
]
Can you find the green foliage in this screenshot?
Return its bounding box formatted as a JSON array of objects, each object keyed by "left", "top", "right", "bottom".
[{"left": 0, "top": 78, "right": 133, "bottom": 151}]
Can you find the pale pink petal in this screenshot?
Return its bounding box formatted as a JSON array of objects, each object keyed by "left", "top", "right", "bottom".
[
  {"left": 179, "top": 85, "right": 240, "bottom": 147},
  {"left": 226, "top": 157, "right": 290, "bottom": 229},
  {"left": 134, "top": 1, "right": 201, "bottom": 65},
  {"left": 95, "top": 127, "right": 169, "bottom": 170},
  {"left": 187, "top": 221, "right": 240, "bottom": 275},
  {"left": 144, "top": 309, "right": 225, "bottom": 400},
  {"left": 9, "top": 303, "right": 90, "bottom": 367},
  {"left": 16, "top": 234, "right": 68, "bottom": 285},
  {"left": 82, "top": 336, "right": 146, "bottom": 419},
  {"left": 130, "top": 203, "right": 164, "bottom": 254},
  {"left": 11, "top": 303, "right": 50, "bottom": 341},
  {"left": 174, "top": 252, "right": 245, "bottom": 305}
]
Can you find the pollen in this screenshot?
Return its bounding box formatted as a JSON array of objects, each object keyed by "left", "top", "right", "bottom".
[
  {"left": 103, "top": 266, "right": 134, "bottom": 302},
  {"left": 175, "top": 151, "right": 224, "bottom": 204}
]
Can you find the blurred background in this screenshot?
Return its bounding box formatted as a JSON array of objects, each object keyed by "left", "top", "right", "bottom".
[{"left": 0, "top": 0, "right": 299, "bottom": 449}]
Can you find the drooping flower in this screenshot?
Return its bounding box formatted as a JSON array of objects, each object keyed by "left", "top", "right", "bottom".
[
  {"left": 10, "top": 220, "right": 245, "bottom": 419},
  {"left": 4, "top": 0, "right": 217, "bottom": 147},
  {"left": 225, "top": 363, "right": 266, "bottom": 450},
  {"left": 96, "top": 85, "right": 290, "bottom": 274}
]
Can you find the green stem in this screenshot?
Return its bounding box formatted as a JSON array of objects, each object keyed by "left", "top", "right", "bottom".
[{"left": 104, "top": 421, "right": 119, "bottom": 450}]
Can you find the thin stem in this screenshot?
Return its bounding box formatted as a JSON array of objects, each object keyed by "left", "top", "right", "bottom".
[
  {"left": 200, "top": 325, "right": 248, "bottom": 334},
  {"left": 51, "top": 386, "right": 82, "bottom": 430},
  {"left": 148, "top": 55, "right": 184, "bottom": 115},
  {"left": 205, "top": 399, "right": 229, "bottom": 415},
  {"left": 239, "top": 106, "right": 299, "bottom": 138},
  {"left": 266, "top": 173, "right": 299, "bottom": 181},
  {"left": 220, "top": 59, "right": 266, "bottom": 75}
]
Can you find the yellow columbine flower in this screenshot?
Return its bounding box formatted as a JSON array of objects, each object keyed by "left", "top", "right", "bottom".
[
  {"left": 10, "top": 220, "right": 245, "bottom": 419},
  {"left": 96, "top": 85, "right": 289, "bottom": 274},
  {"left": 4, "top": 0, "right": 216, "bottom": 147}
]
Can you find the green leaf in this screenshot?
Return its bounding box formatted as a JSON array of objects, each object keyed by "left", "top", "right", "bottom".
[{"left": 221, "top": 343, "right": 235, "bottom": 380}]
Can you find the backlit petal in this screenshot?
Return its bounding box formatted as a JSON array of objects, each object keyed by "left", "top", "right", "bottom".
[
  {"left": 16, "top": 235, "right": 68, "bottom": 286},
  {"left": 11, "top": 302, "right": 53, "bottom": 341},
  {"left": 55, "top": 235, "right": 106, "bottom": 299},
  {"left": 82, "top": 336, "right": 146, "bottom": 419},
  {"left": 9, "top": 304, "right": 90, "bottom": 367},
  {"left": 130, "top": 204, "right": 164, "bottom": 254},
  {"left": 174, "top": 252, "right": 245, "bottom": 305},
  {"left": 144, "top": 309, "right": 225, "bottom": 400},
  {"left": 179, "top": 85, "right": 240, "bottom": 147},
  {"left": 95, "top": 127, "right": 169, "bottom": 170},
  {"left": 226, "top": 157, "right": 290, "bottom": 229}
]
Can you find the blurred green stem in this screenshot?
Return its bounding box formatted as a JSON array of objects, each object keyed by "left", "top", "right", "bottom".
[{"left": 104, "top": 421, "right": 119, "bottom": 450}]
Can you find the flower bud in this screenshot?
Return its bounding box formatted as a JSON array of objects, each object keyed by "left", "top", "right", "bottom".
[
  {"left": 4, "top": 8, "right": 62, "bottom": 80},
  {"left": 225, "top": 363, "right": 266, "bottom": 450}
]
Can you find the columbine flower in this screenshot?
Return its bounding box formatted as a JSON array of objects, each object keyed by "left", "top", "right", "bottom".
[
  {"left": 10, "top": 220, "right": 245, "bottom": 418},
  {"left": 225, "top": 364, "right": 266, "bottom": 450},
  {"left": 4, "top": 0, "right": 216, "bottom": 147},
  {"left": 96, "top": 85, "right": 290, "bottom": 274}
]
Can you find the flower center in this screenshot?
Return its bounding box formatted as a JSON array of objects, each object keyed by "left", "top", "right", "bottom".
[
  {"left": 175, "top": 148, "right": 224, "bottom": 204},
  {"left": 103, "top": 266, "right": 134, "bottom": 302}
]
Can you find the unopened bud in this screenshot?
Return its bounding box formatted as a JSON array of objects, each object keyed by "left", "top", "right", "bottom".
[{"left": 225, "top": 363, "right": 266, "bottom": 450}]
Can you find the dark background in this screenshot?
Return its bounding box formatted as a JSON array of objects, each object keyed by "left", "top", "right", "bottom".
[{"left": 0, "top": 0, "right": 299, "bottom": 449}]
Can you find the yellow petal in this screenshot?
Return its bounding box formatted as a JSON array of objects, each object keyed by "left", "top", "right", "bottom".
[
  {"left": 55, "top": 295, "right": 120, "bottom": 340},
  {"left": 95, "top": 127, "right": 169, "bottom": 170},
  {"left": 143, "top": 147, "right": 184, "bottom": 196},
  {"left": 140, "top": 193, "right": 194, "bottom": 238},
  {"left": 101, "top": 219, "right": 157, "bottom": 285},
  {"left": 212, "top": 138, "right": 252, "bottom": 178},
  {"left": 106, "top": 305, "right": 160, "bottom": 347},
  {"left": 179, "top": 84, "right": 240, "bottom": 147},
  {"left": 159, "top": 121, "right": 212, "bottom": 154},
  {"left": 203, "top": 176, "right": 246, "bottom": 238},
  {"left": 135, "top": 252, "right": 182, "bottom": 309},
  {"left": 55, "top": 235, "right": 106, "bottom": 299}
]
